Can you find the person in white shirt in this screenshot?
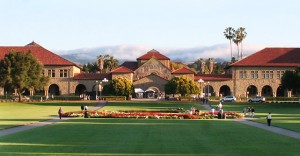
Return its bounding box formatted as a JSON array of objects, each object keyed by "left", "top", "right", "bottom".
[
  {"left": 267, "top": 112, "right": 272, "bottom": 126},
  {"left": 218, "top": 102, "right": 222, "bottom": 109},
  {"left": 211, "top": 107, "right": 215, "bottom": 117}
]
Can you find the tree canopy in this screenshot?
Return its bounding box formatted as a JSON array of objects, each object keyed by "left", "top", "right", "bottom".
[
  {"left": 102, "top": 77, "right": 134, "bottom": 98},
  {"left": 281, "top": 67, "right": 300, "bottom": 91},
  {"left": 83, "top": 54, "right": 119, "bottom": 73},
  {"left": 165, "top": 76, "right": 199, "bottom": 96},
  {"left": 0, "top": 51, "right": 49, "bottom": 101}
]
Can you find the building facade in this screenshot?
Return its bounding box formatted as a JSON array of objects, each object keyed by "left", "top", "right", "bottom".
[{"left": 0, "top": 42, "right": 299, "bottom": 99}]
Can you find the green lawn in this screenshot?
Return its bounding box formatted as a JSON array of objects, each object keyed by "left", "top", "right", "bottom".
[
  {"left": 1, "top": 101, "right": 300, "bottom": 155},
  {"left": 0, "top": 118, "right": 299, "bottom": 156},
  {"left": 0, "top": 101, "right": 98, "bottom": 130},
  {"left": 211, "top": 101, "right": 300, "bottom": 132}
]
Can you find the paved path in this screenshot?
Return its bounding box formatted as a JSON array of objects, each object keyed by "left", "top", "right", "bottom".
[
  {"left": 201, "top": 103, "right": 300, "bottom": 140},
  {"left": 0, "top": 101, "right": 107, "bottom": 137}
]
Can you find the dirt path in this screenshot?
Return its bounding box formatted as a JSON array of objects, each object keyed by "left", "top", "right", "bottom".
[{"left": 0, "top": 101, "right": 107, "bottom": 137}]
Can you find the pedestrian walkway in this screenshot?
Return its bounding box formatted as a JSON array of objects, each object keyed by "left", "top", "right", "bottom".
[
  {"left": 0, "top": 101, "right": 107, "bottom": 137},
  {"left": 201, "top": 103, "right": 300, "bottom": 140}
]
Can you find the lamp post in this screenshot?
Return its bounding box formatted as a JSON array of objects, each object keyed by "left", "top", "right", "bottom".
[
  {"left": 95, "top": 81, "right": 99, "bottom": 100},
  {"left": 207, "top": 81, "right": 210, "bottom": 99},
  {"left": 198, "top": 79, "right": 204, "bottom": 98}
]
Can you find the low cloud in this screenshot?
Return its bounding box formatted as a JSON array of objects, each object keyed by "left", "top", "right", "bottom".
[{"left": 57, "top": 44, "right": 264, "bottom": 65}]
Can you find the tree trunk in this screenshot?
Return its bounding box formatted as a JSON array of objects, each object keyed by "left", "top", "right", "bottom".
[
  {"left": 230, "top": 40, "right": 233, "bottom": 60},
  {"left": 241, "top": 42, "right": 243, "bottom": 59},
  {"left": 18, "top": 90, "right": 22, "bottom": 102}
]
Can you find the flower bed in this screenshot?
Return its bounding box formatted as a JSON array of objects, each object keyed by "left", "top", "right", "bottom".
[
  {"left": 62, "top": 110, "right": 243, "bottom": 120},
  {"left": 199, "top": 111, "right": 244, "bottom": 119}
]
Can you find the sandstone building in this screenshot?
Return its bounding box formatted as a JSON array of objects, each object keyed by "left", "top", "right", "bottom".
[{"left": 0, "top": 42, "right": 299, "bottom": 99}]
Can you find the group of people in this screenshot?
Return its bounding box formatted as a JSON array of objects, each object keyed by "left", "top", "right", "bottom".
[
  {"left": 210, "top": 102, "right": 224, "bottom": 119},
  {"left": 243, "top": 107, "right": 255, "bottom": 118}
]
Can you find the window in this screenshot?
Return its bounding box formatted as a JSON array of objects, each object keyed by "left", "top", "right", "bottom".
[
  {"left": 277, "top": 70, "right": 285, "bottom": 79},
  {"left": 239, "top": 71, "right": 247, "bottom": 79},
  {"left": 64, "top": 70, "right": 68, "bottom": 77},
  {"left": 59, "top": 69, "right": 68, "bottom": 77},
  {"left": 262, "top": 70, "right": 274, "bottom": 79},
  {"left": 48, "top": 69, "right": 55, "bottom": 77},
  {"left": 270, "top": 71, "right": 273, "bottom": 79},
  {"left": 262, "top": 71, "right": 266, "bottom": 79},
  {"left": 251, "top": 71, "right": 258, "bottom": 79},
  {"left": 52, "top": 69, "right": 55, "bottom": 77}
]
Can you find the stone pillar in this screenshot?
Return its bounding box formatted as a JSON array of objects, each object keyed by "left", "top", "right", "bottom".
[
  {"left": 258, "top": 92, "right": 261, "bottom": 96},
  {"left": 288, "top": 91, "right": 292, "bottom": 97},
  {"left": 216, "top": 91, "right": 219, "bottom": 97},
  {"left": 273, "top": 92, "right": 276, "bottom": 97},
  {"left": 44, "top": 90, "right": 48, "bottom": 96},
  {"left": 30, "top": 89, "right": 34, "bottom": 96}
]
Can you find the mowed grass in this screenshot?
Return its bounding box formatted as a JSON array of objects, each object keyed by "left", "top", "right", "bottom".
[
  {"left": 215, "top": 101, "right": 300, "bottom": 132},
  {"left": 0, "top": 118, "right": 300, "bottom": 156},
  {"left": 0, "top": 101, "right": 98, "bottom": 130},
  {"left": 1, "top": 101, "right": 300, "bottom": 155}
]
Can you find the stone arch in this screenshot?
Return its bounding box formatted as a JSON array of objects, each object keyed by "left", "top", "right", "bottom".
[
  {"left": 262, "top": 85, "right": 273, "bottom": 97},
  {"left": 247, "top": 85, "right": 258, "bottom": 97},
  {"left": 75, "top": 84, "right": 87, "bottom": 96},
  {"left": 49, "top": 84, "right": 60, "bottom": 96},
  {"left": 219, "top": 85, "right": 231, "bottom": 96},
  {"left": 276, "top": 86, "right": 285, "bottom": 97},
  {"left": 204, "top": 85, "right": 214, "bottom": 96},
  {"left": 145, "top": 87, "right": 160, "bottom": 98}
]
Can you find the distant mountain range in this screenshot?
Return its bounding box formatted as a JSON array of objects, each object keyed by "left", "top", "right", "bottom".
[{"left": 57, "top": 44, "right": 262, "bottom": 65}]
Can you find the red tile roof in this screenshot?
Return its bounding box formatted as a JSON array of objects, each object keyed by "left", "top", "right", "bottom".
[
  {"left": 137, "top": 49, "right": 170, "bottom": 60},
  {"left": 110, "top": 66, "right": 134, "bottom": 73},
  {"left": 231, "top": 48, "right": 300, "bottom": 67},
  {"left": 121, "top": 61, "right": 138, "bottom": 71},
  {"left": 74, "top": 73, "right": 111, "bottom": 80},
  {"left": 194, "top": 74, "right": 232, "bottom": 81},
  {"left": 0, "top": 41, "right": 76, "bottom": 66},
  {"left": 172, "top": 67, "right": 195, "bottom": 74}
]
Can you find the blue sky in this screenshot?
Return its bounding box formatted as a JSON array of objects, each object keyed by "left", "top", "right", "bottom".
[{"left": 1, "top": 0, "right": 300, "bottom": 62}]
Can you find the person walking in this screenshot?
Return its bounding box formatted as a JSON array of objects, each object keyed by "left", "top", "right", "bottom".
[
  {"left": 251, "top": 107, "right": 255, "bottom": 118},
  {"left": 267, "top": 112, "right": 272, "bottom": 126},
  {"left": 243, "top": 107, "right": 247, "bottom": 117},
  {"left": 58, "top": 107, "right": 63, "bottom": 119}
]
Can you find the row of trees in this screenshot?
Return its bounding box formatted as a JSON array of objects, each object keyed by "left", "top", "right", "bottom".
[
  {"left": 82, "top": 54, "right": 119, "bottom": 73},
  {"left": 224, "top": 27, "right": 247, "bottom": 62},
  {"left": 188, "top": 58, "right": 231, "bottom": 74}
]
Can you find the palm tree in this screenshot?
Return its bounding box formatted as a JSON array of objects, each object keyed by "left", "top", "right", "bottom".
[
  {"left": 104, "top": 55, "right": 119, "bottom": 73},
  {"left": 236, "top": 27, "right": 247, "bottom": 59},
  {"left": 224, "top": 27, "right": 235, "bottom": 61},
  {"left": 96, "top": 54, "right": 104, "bottom": 73}
]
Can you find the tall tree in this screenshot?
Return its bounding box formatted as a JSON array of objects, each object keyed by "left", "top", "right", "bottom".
[
  {"left": 0, "top": 51, "right": 49, "bottom": 102},
  {"left": 104, "top": 55, "right": 119, "bottom": 72},
  {"left": 96, "top": 54, "right": 104, "bottom": 73},
  {"left": 224, "top": 27, "right": 235, "bottom": 62},
  {"left": 236, "top": 27, "right": 247, "bottom": 59}
]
